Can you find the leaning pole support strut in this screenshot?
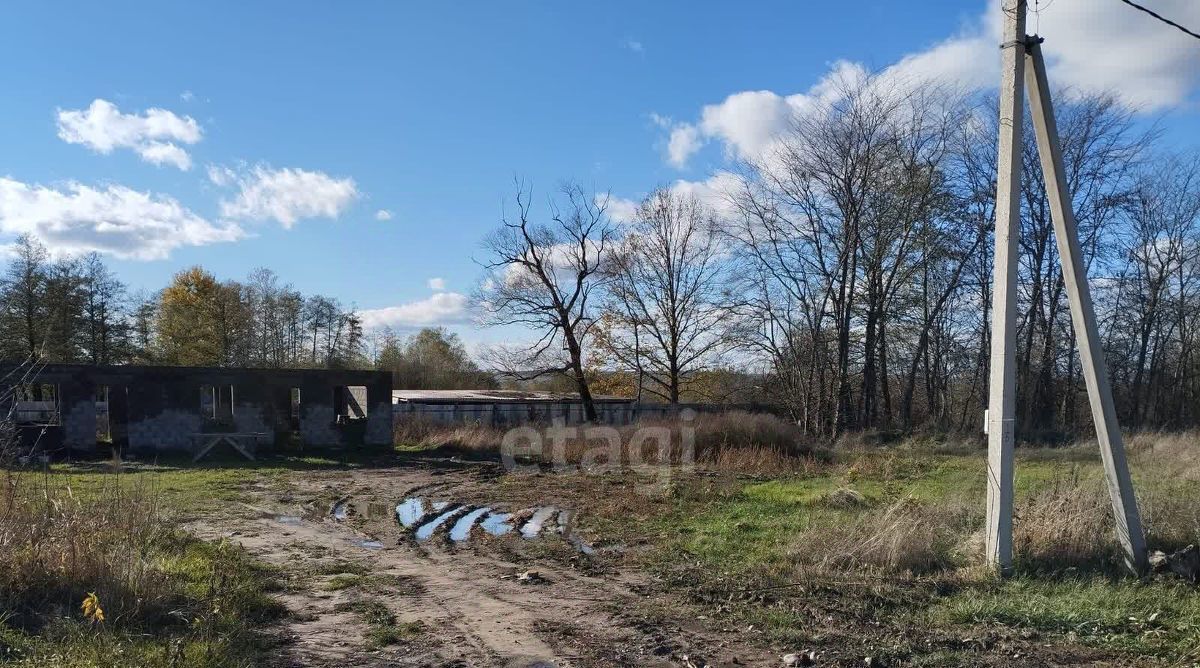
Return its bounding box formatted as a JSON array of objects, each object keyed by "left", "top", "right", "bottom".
[{"left": 1024, "top": 37, "right": 1148, "bottom": 575}]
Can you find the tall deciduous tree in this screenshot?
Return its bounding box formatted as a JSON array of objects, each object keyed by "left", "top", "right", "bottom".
[
  {"left": 475, "top": 182, "right": 615, "bottom": 421},
  {"left": 602, "top": 187, "right": 728, "bottom": 404}
]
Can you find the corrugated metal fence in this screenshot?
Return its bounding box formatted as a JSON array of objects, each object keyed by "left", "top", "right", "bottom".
[{"left": 392, "top": 401, "right": 777, "bottom": 427}]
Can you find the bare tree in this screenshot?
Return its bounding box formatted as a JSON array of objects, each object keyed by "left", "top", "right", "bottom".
[
  {"left": 602, "top": 187, "right": 728, "bottom": 404},
  {"left": 475, "top": 182, "right": 615, "bottom": 421},
  {"left": 1109, "top": 154, "right": 1200, "bottom": 426},
  {"left": 727, "top": 72, "right": 968, "bottom": 434}
]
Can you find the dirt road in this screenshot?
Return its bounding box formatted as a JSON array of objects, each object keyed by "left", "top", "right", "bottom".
[{"left": 188, "top": 457, "right": 776, "bottom": 667}]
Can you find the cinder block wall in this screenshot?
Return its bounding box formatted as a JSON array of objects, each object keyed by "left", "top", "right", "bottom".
[{"left": 0, "top": 363, "right": 394, "bottom": 453}]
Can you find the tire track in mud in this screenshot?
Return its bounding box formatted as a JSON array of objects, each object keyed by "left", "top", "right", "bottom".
[{"left": 190, "top": 466, "right": 769, "bottom": 667}]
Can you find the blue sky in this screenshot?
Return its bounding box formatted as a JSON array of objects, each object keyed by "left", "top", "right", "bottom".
[{"left": 2, "top": 1, "right": 1199, "bottom": 349}]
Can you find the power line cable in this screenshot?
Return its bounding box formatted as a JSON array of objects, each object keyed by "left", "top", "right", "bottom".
[{"left": 1117, "top": 0, "right": 1200, "bottom": 41}]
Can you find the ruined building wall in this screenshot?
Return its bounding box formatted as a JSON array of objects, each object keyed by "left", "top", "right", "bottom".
[{"left": 1, "top": 363, "right": 393, "bottom": 453}]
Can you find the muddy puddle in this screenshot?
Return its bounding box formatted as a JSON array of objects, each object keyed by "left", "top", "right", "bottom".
[
  {"left": 393, "top": 496, "right": 597, "bottom": 553},
  {"left": 449, "top": 507, "right": 492, "bottom": 541},
  {"left": 415, "top": 505, "right": 465, "bottom": 540}
]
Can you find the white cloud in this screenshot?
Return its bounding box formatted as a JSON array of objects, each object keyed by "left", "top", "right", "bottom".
[
  {"left": 666, "top": 123, "right": 703, "bottom": 168},
  {"left": 56, "top": 99, "right": 202, "bottom": 170},
  {"left": 601, "top": 194, "right": 639, "bottom": 224},
  {"left": 671, "top": 171, "right": 745, "bottom": 220},
  {"left": 698, "top": 90, "right": 795, "bottom": 162},
  {"left": 180, "top": 90, "right": 195, "bottom": 102},
  {"left": 359, "top": 292, "right": 470, "bottom": 329},
  {"left": 428, "top": 277, "right": 446, "bottom": 290},
  {"left": 213, "top": 164, "right": 358, "bottom": 228},
  {"left": 649, "top": 112, "right": 673, "bottom": 129},
  {"left": 375, "top": 208, "right": 393, "bottom": 221},
  {"left": 0, "top": 177, "right": 243, "bottom": 260},
  {"left": 625, "top": 38, "right": 644, "bottom": 53},
  {"left": 1031, "top": 0, "right": 1200, "bottom": 109},
  {"left": 656, "top": 1, "right": 1200, "bottom": 170}
]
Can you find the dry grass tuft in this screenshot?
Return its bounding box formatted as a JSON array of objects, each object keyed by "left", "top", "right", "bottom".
[
  {"left": 821, "top": 486, "right": 871, "bottom": 509},
  {"left": 1012, "top": 480, "right": 1120, "bottom": 573},
  {"left": 0, "top": 471, "right": 173, "bottom": 631},
  {"left": 1129, "top": 430, "right": 1200, "bottom": 481},
  {"left": 0, "top": 469, "right": 284, "bottom": 664},
  {"left": 789, "top": 497, "right": 972, "bottom": 576},
  {"left": 393, "top": 417, "right": 505, "bottom": 452}
]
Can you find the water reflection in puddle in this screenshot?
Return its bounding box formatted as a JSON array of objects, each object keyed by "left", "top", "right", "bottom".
[
  {"left": 415, "top": 506, "right": 465, "bottom": 540},
  {"left": 480, "top": 511, "right": 514, "bottom": 536},
  {"left": 520, "top": 507, "right": 558, "bottom": 539},
  {"left": 568, "top": 534, "right": 596, "bottom": 555},
  {"left": 449, "top": 507, "right": 491, "bottom": 542},
  {"left": 395, "top": 498, "right": 426, "bottom": 527},
  {"left": 395, "top": 497, "right": 593, "bottom": 552},
  {"left": 332, "top": 501, "right": 349, "bottom": 521}
]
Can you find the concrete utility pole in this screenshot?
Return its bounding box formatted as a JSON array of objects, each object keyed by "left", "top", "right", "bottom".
[
  {"left": 985, "top": 0, "right": 1026, "bottom": 571},
  {"left": 1024, "top": 39, "right": 1148, "bottom": 574},
  {"left": 986, "top": 0, "right": 1148, "bottom": 574}
]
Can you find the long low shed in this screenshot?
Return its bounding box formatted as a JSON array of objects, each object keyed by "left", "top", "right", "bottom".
[
  {"left": 390, "top": 390, "right": 764, "bottom": 426},
  {"left": 392, "top": 390, "right": 637, "bottom": 426}
]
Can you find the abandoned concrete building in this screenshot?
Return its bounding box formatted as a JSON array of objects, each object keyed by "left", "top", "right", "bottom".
[{"left": 3, "top": 363, "right": 392, "bottom": 455}]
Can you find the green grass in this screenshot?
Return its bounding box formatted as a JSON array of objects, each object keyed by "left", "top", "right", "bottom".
[
  {"left": 0, "top": 535, "right": 287, "bottom": 668},
  {"left": 323, "top": 573, "right": 364, "bottom": 591},
  {"left": 333, "top": 599, "right": 423, "bottom": 649},
  {"left": 930, "top": 577, "right": 1200, "bottom": 656},
  {"left": 33, "top": 449, "right": 388, "bottom": 513},
  {"left": 649, "top": 445, "right": 1200, "bottom": 663}
]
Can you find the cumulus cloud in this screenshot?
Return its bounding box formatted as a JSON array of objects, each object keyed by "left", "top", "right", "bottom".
[
  {"left": 212, "top": 164, "right": 358, "bottom": 228},
  {"left": 375, "top": 208, "right": 393, "bottom": 221},
  {"left": 670, "top": 171, "right": 745, "bottom": 220},
  {"left": 56, "top": 99, "right": 202, "bottom": 170},
  {"left": 0, "top": 177, "right": 242, "bottom": 260},
  {"left": 601, "top": 194, "right": 639, "bottom": 224},
  {"left": 656, "top": 1, "right": 1200, "bottom": 171},
  {"left": 358, "top": 292, "right": 470, "bottom": 329},
  {"left": 428, "top": 277, "right": 446, "bottom": 290},
  {"left": 1031, "top": 0, "right": 1200, "bottom": 109},
  {"left": 666, "top": 123, "right": 703, "bottom": 168}
]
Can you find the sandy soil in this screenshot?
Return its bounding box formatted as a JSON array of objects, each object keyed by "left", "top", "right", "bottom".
[{"left": 186, "top": 456, "right": 779, "bottom": 668}]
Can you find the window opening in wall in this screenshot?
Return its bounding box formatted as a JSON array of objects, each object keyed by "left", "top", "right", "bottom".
[
  {"left": 289, "top": 388, "right": 301, "bottom": 430},
  {"left": 14, "top": 383, "right": 61, "bottom": 425},
  {"left": 96, "top": 385, "right": 111, "bottom": 442},
  {"left": 333, "top": 385, "right": 368, "bottom": 424},
  {"left": 200, "top": 384, "right": 235, "bottom": 425}
]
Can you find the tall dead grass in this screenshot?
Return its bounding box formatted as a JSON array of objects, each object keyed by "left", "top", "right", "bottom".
[
  {"left": 0, "top": 470, "right": 174, "bottom": 631},
  {"left": 0, "top": 468, "right": 283, "bottom": 665},
  {"left": 393, "top": 410, "right": 827, "bottom": 472},
  {"left": 784, "top": 431, "right": 1200, "bottom": 578},
  {"left": 1012, "top": 479, "right": 1120, "bottom": 573},
  {"left": 789, "top": 496, "right": 975, "bottom": 576}
]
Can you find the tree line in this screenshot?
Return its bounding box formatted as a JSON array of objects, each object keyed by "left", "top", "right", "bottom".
[
  {"left": 476, "top": 73, "right": 1200, "bottom": 436},
  {"left": 0, "top": 234, "right": 495, "bottom": 389}
]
